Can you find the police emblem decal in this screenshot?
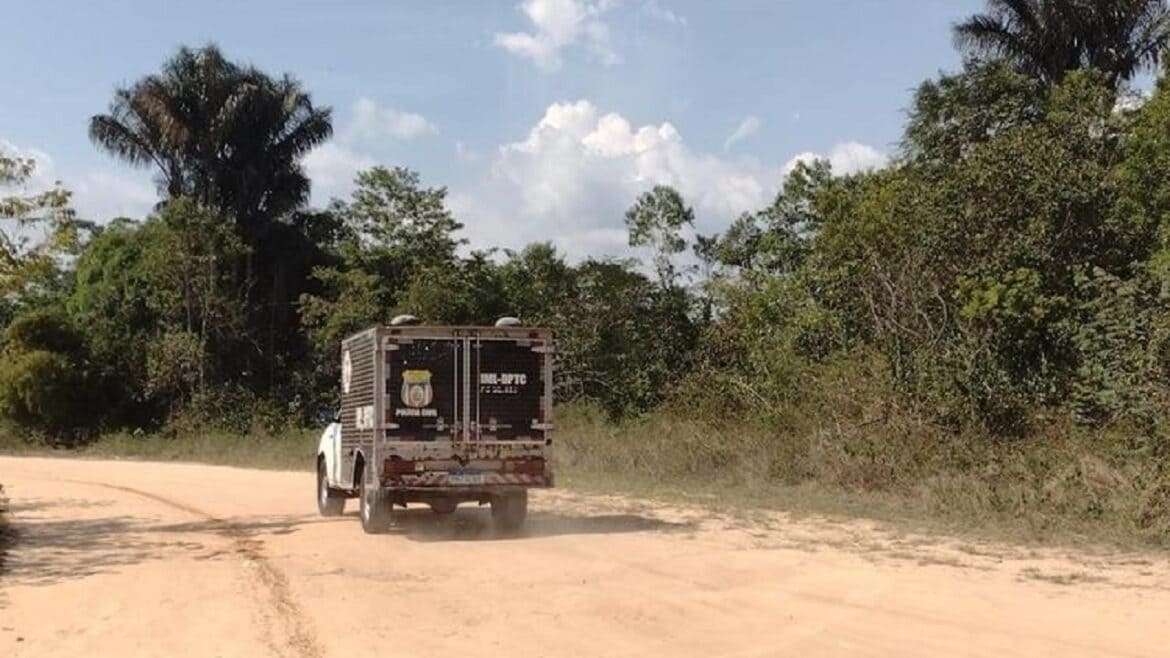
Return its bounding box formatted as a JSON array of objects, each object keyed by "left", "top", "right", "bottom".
[{"left": 401, "top": 369, "right": 434, "bottom": 408}]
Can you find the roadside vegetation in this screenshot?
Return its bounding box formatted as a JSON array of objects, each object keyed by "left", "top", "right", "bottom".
[{"left": 6, "top": 1, "right": 1170, "bottom": 549}]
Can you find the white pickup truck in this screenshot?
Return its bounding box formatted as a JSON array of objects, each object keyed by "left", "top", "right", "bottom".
[{"left": 315, "top": 318, "right": 554, "bottom": 534}]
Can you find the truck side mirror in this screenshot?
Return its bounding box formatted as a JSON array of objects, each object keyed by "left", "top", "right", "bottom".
[{"left": 332, "top": 410, "right": 341, "bottom": 423}]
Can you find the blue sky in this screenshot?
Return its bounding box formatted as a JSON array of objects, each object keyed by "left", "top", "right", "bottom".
[{"left": 1, "top": 0, "right": 983, "bottom": 257}]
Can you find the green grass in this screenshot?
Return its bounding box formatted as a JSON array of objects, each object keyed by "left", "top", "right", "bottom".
[{"left": 554, "top": 403, "right": 1170, "bottom": 552}]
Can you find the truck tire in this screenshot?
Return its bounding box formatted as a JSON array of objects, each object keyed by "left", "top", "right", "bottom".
[
  {"left": 317, "top": 459, "right": 345, "bottom": 517},
  {"left": 359, "top": 463, "right": 391, "bottom": 534},
  {"left": 491, "top": 490, "right": 528, "bottom": 533}
]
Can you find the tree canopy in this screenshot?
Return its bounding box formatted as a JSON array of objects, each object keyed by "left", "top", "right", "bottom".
[
  {"left": 954, "top": 0, "right": 1170, "bottom": 87},
  {"left": 89, "top": 45, "right": 333, "bottom": 237}
]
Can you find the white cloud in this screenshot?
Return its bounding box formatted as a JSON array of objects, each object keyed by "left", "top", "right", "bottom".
[
  {"left": 456, "top": 100, "right": 780, "bottom": 260},
  {"left": 448, "top": 102, "right": 890, "bottom": 261},
  {"left": 304, "top": 98, "right": 436, "bottom": 205},
  {"left": 2, "top": 138, "right": 157, "bottom": 222},
  {"left": 303, "top": 142, "right": 375, "bottom": 205},
  {"left": 641, "top": 0, "right": 686, "bottom": 26},
  {"left": 72, "top": 172, "right": 157, "bottom": 221},
  {"left": 349, "top": 98, "right": 437, "bottom": 141},
  {"left": 723, "top": 116, "right": 762, "bottom": 151},
  {"left": 782, "top": 141, "right": 887, "bottom": 177},
  {"left": 494, "top": 0, "right": 619, "bottom": 71}
]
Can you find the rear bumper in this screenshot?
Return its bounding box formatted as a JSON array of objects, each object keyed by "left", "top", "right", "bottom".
[
  {"left": 388, "top": 471, "right": 552, "bottom": 488},
  {"left": 375, "top": 439, "right": 552, "bottom": 490},
  {"left": 379, "top": 439, "right": 549, "bottom": 460}
]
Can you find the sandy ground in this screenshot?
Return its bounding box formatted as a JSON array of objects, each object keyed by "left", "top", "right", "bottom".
[{"left": 2, "top": 456, "right": 1170, "bottom": 657}]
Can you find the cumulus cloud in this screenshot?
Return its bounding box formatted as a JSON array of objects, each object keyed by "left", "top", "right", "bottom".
[
  {"left": 303, "top": 142, "right": 376, "bottom": 206},
  {"left": 455, "top": 100, "right": 780, "bottom": 259},
  {"left": 723, "top": 116, "right": 762, "bottom": 151},
  {"left": 782, "top": 141, "right": 887, "bottom": 177},
  {"left": 448, "top": 102, "right": 889, "bottom": 261},
  {"left": 494, "top": 0, "right": 619, "bottom": 71},
  {"left": 303, "top": 98, "right": 436, "bottom": 205},
  {"left": 349, "top": 98, "right": 437, "bottom": 141},
  {"left": 72, "top": 172, "right": 157, "bottom": 221}
]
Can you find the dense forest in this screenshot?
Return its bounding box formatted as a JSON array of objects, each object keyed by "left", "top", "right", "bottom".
[{"left": 8, "top": 2, "right": 1170, "bottom": 536}]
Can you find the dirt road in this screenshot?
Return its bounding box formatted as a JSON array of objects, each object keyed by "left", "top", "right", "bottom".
[{"left": 2, "top": 456, "right": 1170, "bottom": 657}]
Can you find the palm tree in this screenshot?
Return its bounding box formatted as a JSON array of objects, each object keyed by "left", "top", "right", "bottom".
[
  {"left": 89, "top": 45, "right": 332, "bottom": 238},
  {"left": 89, "top": 45, "right": 334, "bottom": 389},
  {"left": 954, "top": 0, "right": 1170, "bottom": 88}
]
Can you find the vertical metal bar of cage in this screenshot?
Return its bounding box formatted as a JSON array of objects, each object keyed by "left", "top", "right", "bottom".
[
  {"left": 475, "top": 336, "right": 481, "bottom": 441},
  {"left": 544, "top": 336, "right": 553, "bottom": 439},
  {"left": 372, "top": 330, "right": 384, "bottom": 484},
  {"left": 452, "top": 338, "right": 459, "bottom": 443},
  {"left": 462, "top": 336, "right": 472, "bottom": 443}
]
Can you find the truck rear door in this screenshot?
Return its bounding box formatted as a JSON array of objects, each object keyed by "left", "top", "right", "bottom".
[
  {"left": 473, "top": 336, "right": 549, "bottom": 442},
  {"left": 385, "top": 337, "right": 462, "bottom": 441}
]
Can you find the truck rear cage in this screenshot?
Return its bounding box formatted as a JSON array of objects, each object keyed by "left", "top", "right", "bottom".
[{"left": 340, "top": 325, "right": 554, "bottom": 447}]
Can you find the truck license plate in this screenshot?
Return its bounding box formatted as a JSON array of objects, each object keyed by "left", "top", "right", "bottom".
[{"left": 448, "top": 473, "right": 485, "bottom": 486}]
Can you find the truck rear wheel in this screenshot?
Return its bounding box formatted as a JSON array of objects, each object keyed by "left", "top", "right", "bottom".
[
  {"left": 491, "top": 490, "right": 528, "bottom": 533},
  {"left": 359, "top": 464, "right": 391, "bottom": 534},
  {"left": 317, "top": 459, "right": 345, "bottom": 517}
]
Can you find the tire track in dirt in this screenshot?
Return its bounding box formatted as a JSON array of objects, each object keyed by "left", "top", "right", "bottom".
[{"left": 61, "top": 478, "right": 323, "bottom": 658}]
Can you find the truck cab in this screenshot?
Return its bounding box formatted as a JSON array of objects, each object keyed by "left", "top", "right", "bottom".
[{"left": 315, "top": 317, "right": 553, "bottom": 534}]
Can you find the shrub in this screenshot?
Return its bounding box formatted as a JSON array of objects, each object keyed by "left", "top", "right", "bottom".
[
  {"left": 0, "top": 350, "right": 90, "bottom": 439},
  {"left": 0, "top": 310, "right": 101, "bottom": 440}
]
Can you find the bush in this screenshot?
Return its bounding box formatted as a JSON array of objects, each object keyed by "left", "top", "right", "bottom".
[
  {"left": 0, "top": 350, "right": 90, "bottom": 440},
  {"left": 165, "top": 384, "right": 300, "bottom": 437},
  {"left": 0, "top": 310, "right": 102, "bottom": 440}
]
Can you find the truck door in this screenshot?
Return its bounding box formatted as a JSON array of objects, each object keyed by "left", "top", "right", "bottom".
[
  {"left": 472, "top": 337, "right": 547, "bottom": 441},
  {"left": 385, "top": 338, "right": 462, "bottom": 441}
]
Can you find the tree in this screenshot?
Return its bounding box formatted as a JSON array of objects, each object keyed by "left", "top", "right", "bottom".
[
  {"left": 300, "top": 166, "right": 467, "bottom": 344},
  {"left": 822, "top": 69, "right": 1137, "bottom": 431},
  {"left": 499, "top": 243, "right": 576, "bottom": 324},
  {"left": 902, "top": 62, "right": 1048, "bottom": 166},
  {"left": 89, "top": 45, "right": 334, "bottom": 395},
  {"left": 713, "top": 159, "right": 832, "bottom": 276},
  {"left": 143, "top": 198, "right": 248, "bottom": 397},
  {"left": 553, "top": 260, "right": 698, "bottom": 415},
  {"left": 1, "top": 150, "right": 85, "bottom": 315},
  {"left": 624, "top": 185, "right": 695, "bottom": 287},
  {"left": 88, "top": 44, "right": 332, "bottom": 238},
  {"left": 68, "top": 219, "right": 157, "bottom": 420},
  {"left": 399, "top": 252, "right": 509, "bottom": 325},
  {"left": 298, "top": 166, "right": 469, "bottom": 412},
  {"left": 954, "top": 0, "right": 1170, "bottom": 88},
  {"left": 344, "top": 166, "right": 465, "bottom": 269}
]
